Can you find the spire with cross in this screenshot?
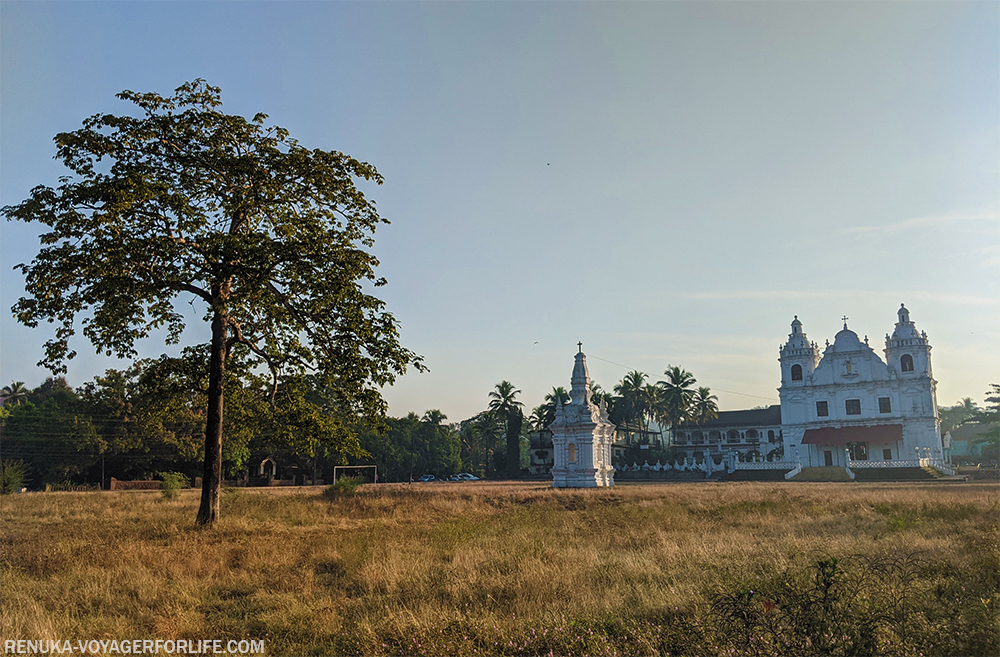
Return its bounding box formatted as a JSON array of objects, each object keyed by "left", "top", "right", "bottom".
[
  {"left": 577, "top": 341, "right": 583, "bottom": 353},
  {"left": 842, "top": 315, "right": 849, "bottom": 330}
]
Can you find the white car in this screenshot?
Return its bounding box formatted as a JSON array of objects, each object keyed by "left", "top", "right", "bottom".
[{"left": 455, "top": 473, "right": 479, "bottom": 481}]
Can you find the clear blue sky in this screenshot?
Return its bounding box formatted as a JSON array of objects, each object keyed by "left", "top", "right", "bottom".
[{"left": 2, "top": 1, "right": 998, "bottom": 421}]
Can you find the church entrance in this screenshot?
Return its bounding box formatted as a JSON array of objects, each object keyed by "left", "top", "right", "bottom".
[{"left": 823, "top": 450, "right": 834, "bottom": 467}]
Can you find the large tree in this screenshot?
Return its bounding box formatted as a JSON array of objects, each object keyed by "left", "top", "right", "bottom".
[
  {"left": 658, "top": 365, "right": 697, "bottom": 437},
  {"left": 612, "top": 371, "right": 648, "bottom": 444},
  {"left": 3, "top": 80, "right": 422, "bottom": 525},
  {"left": 488, "top": 380, "right": 523, "bottom": 477}
]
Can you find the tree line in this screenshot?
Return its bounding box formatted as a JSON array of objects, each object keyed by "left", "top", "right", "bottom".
[{"left": 0, "top": 362, "right": 721, "bottom": 490}]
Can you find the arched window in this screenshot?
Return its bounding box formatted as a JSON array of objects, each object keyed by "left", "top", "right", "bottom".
[
  {"left": 791, "top": 364, "right": 803, "bottom": 381},
  {"left": 767, "top": 430, "right": 775, "bottom": 442},
  {"left": 568, "top": 444, "right": 577, "bottom": 463},
  {"left": 900, "top": 354, "right": 913, "bottom": 372},
  {"left": 727, "top": 429, "right": 740, "bottom": 442}
]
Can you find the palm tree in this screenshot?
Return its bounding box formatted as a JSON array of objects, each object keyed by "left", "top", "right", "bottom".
[
  {"left": 2, "top": 382, "right": 28, "bottom": 406},
  {"left": 528, "top": 406, "right": 548, "bottom": 432},
  {"left": 421, "top": 409, "right": 448, "bottom": 425},
  {"left": 691, "top": 387, "right": 719, "bottom": 425},
  {"left": 488, "top": 381, "right": 523, "bottom": 477},
  {"left": 540, "top": 386, "right": 570, "bottom": 428},
  {"left": 658, "top": 365, "right": 697, "bottom": 438},
  {"left": 613, "top": 371, "right": 648, "bottom": 444}
]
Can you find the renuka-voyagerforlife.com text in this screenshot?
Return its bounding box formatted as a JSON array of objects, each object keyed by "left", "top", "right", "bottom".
[{"left": 3, "top": 639, "right": 265, "bottom": 655}]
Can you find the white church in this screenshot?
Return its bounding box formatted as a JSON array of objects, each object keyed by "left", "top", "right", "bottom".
[
  {"left": 778, "top": 304, "right": 943, "bottom": 468},
  {"left": 550, "top": 304, "right": 946, "bottom": 487}
]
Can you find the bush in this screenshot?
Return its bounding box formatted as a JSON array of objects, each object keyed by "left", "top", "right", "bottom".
[
  {"left": 323, "top": 475, "right": 364, "bottom": 499},
  {"left": 0, "top": 459, "right": 26, "bottom": 494},
  {"left": 159, "top": 472, "right": 189, "bottom": 499}
]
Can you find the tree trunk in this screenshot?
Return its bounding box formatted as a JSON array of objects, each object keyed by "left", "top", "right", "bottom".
[
  {"left": 506, "top": 409, "right": 523, "bottom": 479},
  {"left": 196, "top": 309, "right": 228, "bottom": 526}
]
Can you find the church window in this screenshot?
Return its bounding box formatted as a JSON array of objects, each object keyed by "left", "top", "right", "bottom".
[
  {"left": 568, "top": 444, "right": 577, "bottom": 463},
  {"left": 709, "top": 430, "right": 721, "bottom": 442},
  {"left": 900, "top": 354, "right": 914, "bottom": 372},
  {"left": 768, "top": 430, "right": 775, "bottom": 442},
  {"left": 845, "top": 399, "right": 861, "bottom": 415},
  {"left": 878, "top": 397, "right": 891, "bottom": 413},
  {"left": 816, "top": 401, "right": 829, "bottom": 417},
  {"left": 727, "top": 430, "right": 740, "bottom": 443},
  {"left": 791, "top": 364, "right": 803, "bottom": 381},
  {"left": 747, "top": 429, "right": 759, "bottom": 440},
  {"left": 883, "top": 448, "right": 893, "bottom": 460}
]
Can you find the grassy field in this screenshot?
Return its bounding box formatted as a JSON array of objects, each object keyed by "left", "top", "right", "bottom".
[{"left": 1, "top": 481, "right": 997, "bottom": 656}]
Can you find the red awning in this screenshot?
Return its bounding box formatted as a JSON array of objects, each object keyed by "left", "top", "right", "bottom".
[{"left": 802, "top": 424, "right": 903, "bottom": 446}]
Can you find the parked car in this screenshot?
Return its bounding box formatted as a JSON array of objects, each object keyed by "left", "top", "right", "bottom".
[
  {"left": 417, "top": 474, "right": 436, "bottom": 483},
  {"left": 447, "top": 474, "right": 462, "bottom": 481},
  {"left": 455, "top": 473, "right": 480, "bottom": 481}
]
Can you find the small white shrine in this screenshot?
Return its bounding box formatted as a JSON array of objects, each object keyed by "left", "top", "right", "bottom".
[{"left": 550, "top": 344, "right": 616, "bottom": 488}]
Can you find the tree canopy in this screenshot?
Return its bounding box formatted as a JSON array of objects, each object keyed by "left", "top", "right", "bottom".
[{"left": 3, "top": 80, "right": 423, "bottom": 524}]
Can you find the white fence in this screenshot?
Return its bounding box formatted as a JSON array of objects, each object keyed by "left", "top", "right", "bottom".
[
  {"left": 730, "top": 460, "right": 799, "bottom": 471},
  {"left": 847, "top": 457, "right": 955, "bottom": 477}
]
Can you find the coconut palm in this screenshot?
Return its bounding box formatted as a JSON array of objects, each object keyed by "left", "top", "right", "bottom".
[
  {"left": 612, "top": 371, "right": 648, "bottom": 444},
  {"left": 691, "top": 387, "right": 719, "bottom": 424},
  {"left": 528, "top": 405, "right": 548, "bottom": 432},
  {"left": 539, "top": 386, "right": 570, "bottom": 429},
  {"left": 2, "top": 382, "right": 28, "bottom": 406},
  {"left": 421, "top": 409, "right": 448, "bottom": 426},
  {"left": 488, "top": 381, "right": 523, "bottom": 477},
  {"left": 658, "top": 365, "right": 697, "bottom": 432}
]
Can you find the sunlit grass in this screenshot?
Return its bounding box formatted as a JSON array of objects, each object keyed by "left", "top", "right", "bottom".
[{"left": 1, "top": 481, "right": 997, "bottom": 655}]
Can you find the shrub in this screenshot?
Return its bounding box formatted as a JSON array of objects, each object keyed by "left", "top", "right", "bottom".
[
  {"left": 159, "top": 472, "right": 189, "bottom": 499},
  {"left": 323, "top": 475, "right": 364, "bottom": 499},
  {"left": 0, "top": 459, "right": 26, "bottom": 494}
]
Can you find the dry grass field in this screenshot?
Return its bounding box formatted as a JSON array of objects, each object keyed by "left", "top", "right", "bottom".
[{"left": 1, "top": 481, "right": 997, "bottom": 656}]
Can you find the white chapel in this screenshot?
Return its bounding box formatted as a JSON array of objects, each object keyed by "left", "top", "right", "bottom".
[
  {"left": 778, "top": 304, "right": 942, "bottom": 468},
  {"left": 550, "top": 346, "right": 616, "bottom": 488}
]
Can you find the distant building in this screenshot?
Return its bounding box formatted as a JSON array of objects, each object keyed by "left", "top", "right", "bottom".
[
  {"left": 528, "top": 429, "right": 553, "bottom": 475},
  {"left": 673, "top": 406, "right": 783, "bottom": 462},
  {"left": 778, "top": 305, "right": 942, "bottom": 467},
  {"left": 947, "top": 423, "right": 991, "bottom": 462}
]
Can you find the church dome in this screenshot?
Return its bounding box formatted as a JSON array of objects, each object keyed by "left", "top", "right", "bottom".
[
  {"left": 831, "top": 328, "right": 865, "bottom": 352},
  {"left": 891, "top": 303, "right": 921, "bottom": 340}
]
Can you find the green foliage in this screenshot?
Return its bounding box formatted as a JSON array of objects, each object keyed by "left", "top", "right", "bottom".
[
  {"left": 158, "top": 471, "right": 188, "bottom": 499},
  {"left": 2, "top": 397, "right": 100, "bottom": 487},
  {"left": 972, "top": 384, "right": 1000, "bottom": 461},
  {"left": 0, "top": 460, "right": 27, "bottom": 494},
  {"left": 324, "top": 475, "right": 364, "bottom": 498},
  {"left": 4, "top": 79, "right": 422, "bottom": 523},
  {"left": 2, "top": 381, "right": 29, "bottom": 406},
  {"left": 488, "top": 381, "right": 524, "bottom": 478},
  {"left": 357, "top": 411, "right": 462, "bottom": 481},
  {"left": 705, "top": 551, "right": 999, "bottom": 656}
]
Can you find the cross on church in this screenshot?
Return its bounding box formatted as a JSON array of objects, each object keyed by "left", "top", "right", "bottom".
[
  {"left": 842, "top": 315, "right": 849, "bottom": 329},
  {"left": 577, "top": 341, "right": 583, "bottom": 353}
]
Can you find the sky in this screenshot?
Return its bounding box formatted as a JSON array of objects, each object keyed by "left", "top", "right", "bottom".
[{"left": 1, "top": 1, "right": 998, "bottom": 422}]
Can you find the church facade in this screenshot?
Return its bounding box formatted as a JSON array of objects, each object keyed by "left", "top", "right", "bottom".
[{"left": 778, "top": 304, "right": 942, "bottom": 468}]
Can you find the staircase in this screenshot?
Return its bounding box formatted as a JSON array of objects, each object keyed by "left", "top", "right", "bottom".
[{"left": 851, "top": 467, "right": 939, "bottom": 482}]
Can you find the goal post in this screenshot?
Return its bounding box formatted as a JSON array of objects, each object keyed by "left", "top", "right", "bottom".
[{"left": 333, "top": 465, "right": 378, "bottom": 485}]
